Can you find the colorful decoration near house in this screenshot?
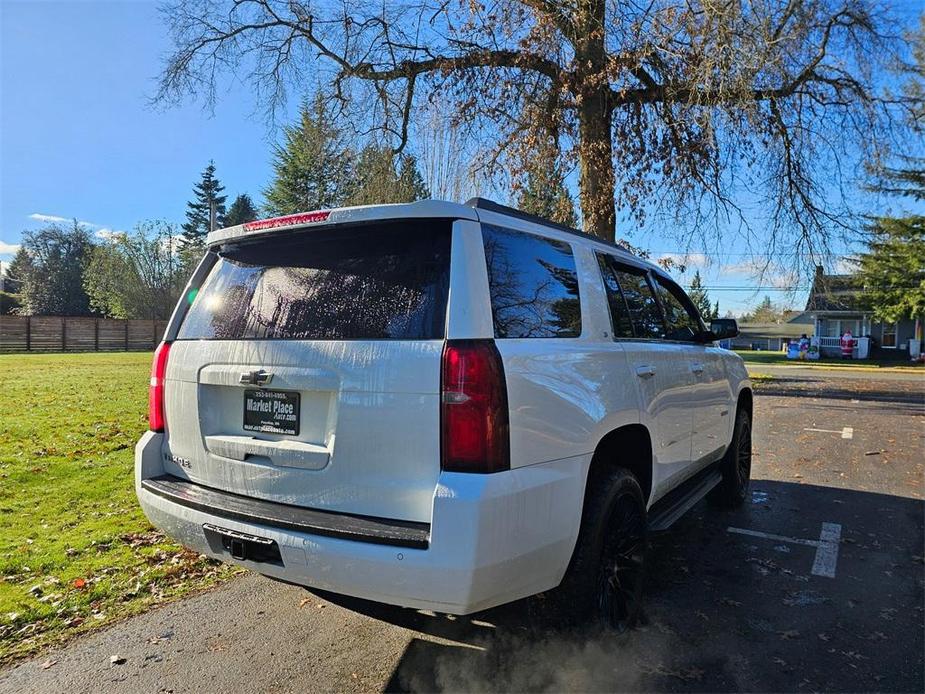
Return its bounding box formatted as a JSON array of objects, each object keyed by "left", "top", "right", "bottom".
[{"left": 841, "top": 331, "right": 854, "bottom": 359}]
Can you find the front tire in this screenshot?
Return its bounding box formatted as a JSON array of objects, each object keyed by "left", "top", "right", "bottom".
[
  {"left": 708, "top": 407, "right": 752, "bottom": 508},
  {"left": 544, "top": 467, "right": 647, "bottom": 632}
]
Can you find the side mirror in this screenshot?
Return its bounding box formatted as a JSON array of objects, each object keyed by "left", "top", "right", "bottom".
[{"left": 709, "top": 318, "right": 739, "bottom": 341}]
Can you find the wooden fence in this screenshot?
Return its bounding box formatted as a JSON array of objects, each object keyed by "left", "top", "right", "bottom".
[{"left": 0, "top": 316, "right": 168, "bottom": 353}]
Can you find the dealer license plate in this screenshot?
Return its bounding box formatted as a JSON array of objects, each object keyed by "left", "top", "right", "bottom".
[{"left": 243, "top": 389, "right": 300, "bottom": 436}]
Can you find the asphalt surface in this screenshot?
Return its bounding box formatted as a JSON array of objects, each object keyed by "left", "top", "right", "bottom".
[{"left": 2, "top": 375, "right": 923, "bottom": 693}]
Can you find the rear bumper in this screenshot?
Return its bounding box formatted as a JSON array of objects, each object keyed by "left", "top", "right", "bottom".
[{"left": 135, "top": 431, "right": 588, "bottom": 614}]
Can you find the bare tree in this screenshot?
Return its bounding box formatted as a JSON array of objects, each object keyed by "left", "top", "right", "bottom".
[{"left": 157, "top": 0, "right": 917, "bottom": 259}]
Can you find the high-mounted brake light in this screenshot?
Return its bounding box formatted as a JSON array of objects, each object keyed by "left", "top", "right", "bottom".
[
  {"left": 243, "top": 211, "right": 331, "bottom": 232},
  {"left": 441, "top": 340, "right": 510, "bottom": 473},
  {"left": 149, "top": 341, "right": 171, "bottom": 432}
]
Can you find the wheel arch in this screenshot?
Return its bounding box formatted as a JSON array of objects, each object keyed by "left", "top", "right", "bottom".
[
  {"left": 585, "top": 423, "right": 653, "bottom": 506},
  {"left": 737, "top": 386, "right": 753, "bottom": 420}
]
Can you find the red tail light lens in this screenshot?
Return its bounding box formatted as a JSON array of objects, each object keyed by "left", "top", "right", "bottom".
[
  {"left": 149, "top": 341, "right": 171, "bottom": 432},
  {"left": 441, "top": 340, "right": 510, "bottom": 473}
]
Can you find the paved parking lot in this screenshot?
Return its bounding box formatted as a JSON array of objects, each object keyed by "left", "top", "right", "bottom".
[{"left": 2, "top": 373, "right": 922, "bottom": 693}]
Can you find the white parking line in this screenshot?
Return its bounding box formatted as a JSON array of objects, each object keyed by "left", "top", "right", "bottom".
[
  {"left": 803, "top": 427, "right": 853, "bottom": 439},
  {"left": 811, "top": 523, "right": 842, "bottom": 578},
  {"left": 727, "top": 522, "right": 843, "bottom": 578}
]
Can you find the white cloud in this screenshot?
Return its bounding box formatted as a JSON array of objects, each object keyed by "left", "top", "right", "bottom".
[
  {"left": 95, "top": 228, "right": 128, "bottom": 241},
  {"left": 29, "top": 213, "right": 102, "bottom": 228},
  {"left": 29, "top": 213, "right": 70, "bottom": 224},
  {"left": 833, "top": 257, "right": 859, "bottom": 274},
  {"left": 657, "top": 252, "right": 711, "bottom": 271},
  {"left": 0, "top": 241, "right": 21, "bottom": 256}
]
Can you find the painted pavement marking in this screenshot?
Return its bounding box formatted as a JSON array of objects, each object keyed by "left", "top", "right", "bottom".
[
  {"left": 803, "top": 426, "right": 853, "bottom": 439},
  {"left": 727, "top": 522, "right": 843, "bottom": 578}
]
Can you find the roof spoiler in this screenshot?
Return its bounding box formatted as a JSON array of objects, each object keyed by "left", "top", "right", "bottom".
[{"left": 464, "top": 197, "right": 639, "bottom": 259}]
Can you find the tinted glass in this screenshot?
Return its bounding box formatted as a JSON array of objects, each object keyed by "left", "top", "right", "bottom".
[
  {"left": 482, "top": 225, "right": 581, "bottom": 338},
  {"left": 177, "top": 222, "right": 451, "bottom": 340},
  {"left": 613, "top": 267, "right": 665, "bottom": 339},
  {"left": 597, "top": 254, "right": 635, "bottom": 338},
  {"left": 654, "top": 277, "right": 702, "bottom": 342}
]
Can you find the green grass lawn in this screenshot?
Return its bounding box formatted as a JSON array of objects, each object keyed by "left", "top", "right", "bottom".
[
  {"left": 0, "top": 352, "right": 238, "bottom": 663},
  {"left": 734, "top": 349, "right": 923, "bottom": 370}
]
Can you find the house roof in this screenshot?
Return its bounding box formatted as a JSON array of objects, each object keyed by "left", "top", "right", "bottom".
[
  {"left": 804, "top": 266, "right": 864, "bottom": 312},
  {"left": 737, "top": 322, "right": 810, "bottom": 339}
]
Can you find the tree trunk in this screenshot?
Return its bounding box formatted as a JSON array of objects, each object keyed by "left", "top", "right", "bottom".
[
  {"left": 573, "top": 0, "right": 616, "bottom": 241},
  {"left": 576, "top": 88, "right": 616, "bottom": 240}
]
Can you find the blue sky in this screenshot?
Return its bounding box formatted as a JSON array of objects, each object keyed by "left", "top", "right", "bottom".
[{"left": 1, "top": 0, "right": 910, "bottom": 315}]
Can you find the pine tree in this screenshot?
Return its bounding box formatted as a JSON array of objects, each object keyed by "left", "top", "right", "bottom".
[
  {"left": 345, "top": 146, "right": 429, "bottom": 206},
  {"left": 397, "top": 154, "right": 430, "bottom": 201},
  {"left": 712, "top": 300, "right": 720, "bottom": 321},
  {"left": 264, "top": 96, "right": 350, "bottom": 215},
  {"left": 225, "top": 193, "right": 259, "bottom": 226},
  {"left": 180, "top": 161, "right": 226, "bottom": 262},
  {"left": 3, "top": 246, "right": 32, "bottom": 295},
  {"left": 516, "top": 140, "right": 577, "bottom": 228},
  {"left": 688, "top": 270, "right": 714, "bottom": 320}
]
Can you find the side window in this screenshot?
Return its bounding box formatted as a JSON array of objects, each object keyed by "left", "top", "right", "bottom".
[
  {"left": 612, "top": 266, "right": 665, "bottom": 339},
  {"left": 481, "top": 225, "right": 581, "bottom": 338},
  {"left": 654, "top": 276, "right": 703, "bottom": 342},
  {"left": 596, "top": 254, "right": 635, "bottom": 338}
]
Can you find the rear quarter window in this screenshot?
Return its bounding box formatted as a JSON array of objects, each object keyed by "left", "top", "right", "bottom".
[
  {"left": 481, "top": 224, "right": 581, "bottom": 338},
  {"left": 177, "top": 221, "right": 451, "bottom": 340}
]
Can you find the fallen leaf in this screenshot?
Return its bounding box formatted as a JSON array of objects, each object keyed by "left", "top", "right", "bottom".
[
  {"left": 40, "top": 660, "right": 56, "bottom": 670},
  {"left": 779, "top": 629, "right": 801, "bottom": 640},
  {"left": 73, "top": 578, "right": 86, "bottom": 589},
  {"left": 298, "top": 597, "right": 312, "bottom": 609}
]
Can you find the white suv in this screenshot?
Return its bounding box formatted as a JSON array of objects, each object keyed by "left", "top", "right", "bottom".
[{"left": 136, "top": 198, "right": 751, "bottom": 630}]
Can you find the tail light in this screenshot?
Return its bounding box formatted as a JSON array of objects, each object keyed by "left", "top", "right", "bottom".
[
  {"left": 441, "top": 340, "right": 510, "bottom": 473},
  {"left": 149, "top": 341, "right": 171, "bottom": 432}
]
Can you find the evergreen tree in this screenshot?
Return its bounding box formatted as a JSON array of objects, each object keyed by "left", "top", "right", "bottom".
[
  {"left": 345, "top": 146, "right": 429, "bottom": 206},
  {"left": 688, "top": 270, "right": 715, "bottom": 320},
  {"left": 858, "top": 160, "right": 925, "bottom": 323},
  {"left": 225, "top": 193, "right": 259, "bottom": 226},
  {"left": 180, "top": 161, "right": 226, "bottom": 264},
  {"left": 264, "top": 96, "right": 350, "bottom": 215},
  {"left": 742, "top": 295, "right": 785, "bottom": 323},
  {"left": 2, "top": 246, "right": 32, "bottom": 295},
  {"left": 17, "top": 222, "right": 95, "bottom": 316},
  {"left": 516, "top": 141, "right": 577, "bottom": 227},
  {"left": 397, "top": 154, "right": 430, "bottom": 202},
  {"left": 712, "top": 300, "right": 720, "bottom": 321}
]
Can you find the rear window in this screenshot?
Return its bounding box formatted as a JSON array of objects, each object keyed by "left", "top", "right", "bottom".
[
  {"left": 177, "top": 221, "right": 451, "bottom": 340},
  {"left": 481, "top": 224, "right": 581, "bottom": 338}
]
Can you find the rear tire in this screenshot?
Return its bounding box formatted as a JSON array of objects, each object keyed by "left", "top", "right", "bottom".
[
  {"left": 708, "top": 407, "right": 752, "bottom": 508},
  {"left": 543, "top": 467, "right": 647, "bottom": 632}
]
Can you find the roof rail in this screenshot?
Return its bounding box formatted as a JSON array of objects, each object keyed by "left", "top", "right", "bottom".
[{"left": 463, "top": 197, "right": 638, "bottom": 259}]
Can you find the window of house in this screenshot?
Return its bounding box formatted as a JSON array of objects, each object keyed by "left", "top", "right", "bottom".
[
  {"left": 611, "top": 265, "right": 665, "bottom": 339},
  {"left": 882, "top": 322, "right": 898, "bottom": 348},
  {"left": 481, "top": 225, "right": 582, "bottom": 338}
]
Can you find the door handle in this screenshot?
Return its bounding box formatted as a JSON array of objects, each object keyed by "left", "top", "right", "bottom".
[
  {"left": 635, "top": 365, "right": 656, "bottom": 378},
  {"left": 690, "top": 363, "right": 704, "bottom": 374}
]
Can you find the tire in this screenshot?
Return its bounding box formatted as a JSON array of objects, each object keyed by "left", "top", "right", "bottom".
[
  {"left": 708, "top": 407, "right": 752, "bottom": 508},
  {"left": 542, "top": 467, "right": 648, "bottom": 632}
]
